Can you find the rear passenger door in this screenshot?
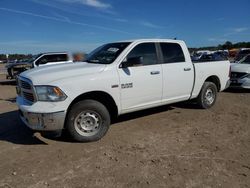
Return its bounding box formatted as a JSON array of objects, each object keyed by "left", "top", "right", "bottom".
[
  {"left": 159, "top": 42, "right": 194, "bottom": 102},
  {"left": 118, "top": 43, "right": 163, "bottom": 112}
]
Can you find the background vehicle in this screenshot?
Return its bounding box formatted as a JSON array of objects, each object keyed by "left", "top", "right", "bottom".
[
  {"left": 16, "top": 39, "right": 231, "bottom": 142},
  {"left": 6, "top": 52, "right": 73, "bottom": 79},
  {"left": 192, "top": 52, "right": 228, "bottom": 62},
  {"left": 230, "top": 54, "right": 250, "bottom": 88},
  {"left": 234, "top": 48, "right": 250, "bottom": 62}
]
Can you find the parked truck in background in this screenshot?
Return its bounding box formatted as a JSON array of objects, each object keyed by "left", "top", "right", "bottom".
[
  {"left": 16, "top": 39, "right": 231, "bottom": 142},
  {"left": 6, "top": 52, "right": 73, "bottom": 79},
  {"left": 230, "top": 54, "right": 250, "bottom": 88}
]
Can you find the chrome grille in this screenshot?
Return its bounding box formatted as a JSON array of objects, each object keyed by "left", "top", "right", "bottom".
[
  {"left": 20, "top": 80, "right": 32, "bottom": 89},
  {"left": 18, "top": 77, "right": 36, "bottom": 103},
  {"left": 23, "top": 91, "right": 35, "bottom": 102}
]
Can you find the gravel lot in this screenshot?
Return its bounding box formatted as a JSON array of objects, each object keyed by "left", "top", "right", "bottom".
[
  {"left": 0, "top": 64, "right": 7, "bottom": 75},
  {"left": 0, "top": 74, "right": 250, "bottom": 188}
]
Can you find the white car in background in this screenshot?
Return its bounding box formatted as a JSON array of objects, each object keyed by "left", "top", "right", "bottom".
[
  {"left": 6, "top": 52, "right": 73, "bottom": 79},
  {"left": 230, "top": 55, "right": 250, "bottom": 88}
]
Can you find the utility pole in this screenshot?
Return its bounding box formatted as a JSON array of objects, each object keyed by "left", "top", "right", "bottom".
[{"left": 6, "top": 54, "right": 9, "bottom": 63}]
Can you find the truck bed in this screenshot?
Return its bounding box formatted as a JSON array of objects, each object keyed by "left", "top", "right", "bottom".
[{"left": 191, "top": 60, "right": 230, "bottom": 99}]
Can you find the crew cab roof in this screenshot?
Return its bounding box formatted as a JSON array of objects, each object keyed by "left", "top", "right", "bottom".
[
  {"left": 117, "top": 38, "right": 184, "bottom": 44},
  {"left": 39, "top": 52, "right": 69, "bottom": 55}
]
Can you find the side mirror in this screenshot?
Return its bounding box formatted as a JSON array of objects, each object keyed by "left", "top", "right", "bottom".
[{"left": 120, "top": 56, "right": 143, "bottom": 68}]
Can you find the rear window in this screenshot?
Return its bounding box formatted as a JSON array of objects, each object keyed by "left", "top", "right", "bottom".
[{"left": 160, "top": 43, "right": 185, "bottom": 63}]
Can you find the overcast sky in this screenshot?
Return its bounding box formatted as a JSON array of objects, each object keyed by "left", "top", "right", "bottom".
[{"left": 0, "top": 0, "right": 249, "bottom": 54}]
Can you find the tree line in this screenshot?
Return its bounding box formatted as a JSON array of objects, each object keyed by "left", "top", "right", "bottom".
[
  {"left": 189, "top": 41, "right": 250, "bottom": 52},
  {"left": 0, "top": 54, "right": 32, "bottom": 61}
]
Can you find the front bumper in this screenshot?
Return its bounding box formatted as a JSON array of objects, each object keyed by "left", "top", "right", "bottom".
[
  {"left": 19, "top": 110, "right": 66, "bottom": 131},
  {"left": 17, "top": 96, "right": 67, "bottom": 131}
]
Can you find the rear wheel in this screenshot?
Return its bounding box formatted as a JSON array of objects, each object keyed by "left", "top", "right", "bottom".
[
  {"left": 65, "top": 100, "right": 110, "bottom": 142},
  {"left": 197, "top": 82, "right": 217, "bottom": 109}
]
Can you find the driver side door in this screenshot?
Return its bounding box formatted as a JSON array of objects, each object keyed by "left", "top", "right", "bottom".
[{"left": 118, "top": 42, "right": 163, "bottom": 113}]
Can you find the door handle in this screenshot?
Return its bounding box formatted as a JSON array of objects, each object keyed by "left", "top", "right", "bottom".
[
  {"left": 150, "top": 71, "right": 160, "bottom": 75},
  {"left": 184, "top": 68, "right": 191, "bottom": 71}
]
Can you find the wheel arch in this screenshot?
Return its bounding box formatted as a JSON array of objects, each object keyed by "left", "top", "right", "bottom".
[
  {"left": 204, "top": 75, "right": 221, "bottom": 91},
  {"left": 66, "top": 91, "right": 118, "bottom": 124}
]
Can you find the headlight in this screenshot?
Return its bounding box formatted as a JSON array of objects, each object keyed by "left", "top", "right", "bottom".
[{"left": 35, "top": 86, "right": 67, "bottom": 102}]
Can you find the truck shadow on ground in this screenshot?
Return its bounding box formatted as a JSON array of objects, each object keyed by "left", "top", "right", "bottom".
[
  {"left": 0, "top": 98, "right": 16, "bottom": 103},
  {"left": 171, "top": 101, "right": 201, "bottom": 109},
  {"left": 0, "top": 110, "right": 47, "bottom": 145},
  {"left": 0, "top": 79, "right": 16, "bottom": 86},
  {"left": 224, "top": 88, "right": 250, "bottom": 93},
  {"left": 114, "top": 101, "right": 200, "bottom": 124},
  {"left": 115, "top": 105, "right": 175, "bottom": 123}
]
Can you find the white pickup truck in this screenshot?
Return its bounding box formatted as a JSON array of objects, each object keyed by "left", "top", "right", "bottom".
[{"left": 16, "top": 39, "right": 231, "bottom": 142}]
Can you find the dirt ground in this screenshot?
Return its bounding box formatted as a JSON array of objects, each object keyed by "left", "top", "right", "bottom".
[
  {"left": 0, "top": 64, "right": 6, "bottom": 75},
  {"left": 0, "top": 74, "right": 250, "bottom": 188}
]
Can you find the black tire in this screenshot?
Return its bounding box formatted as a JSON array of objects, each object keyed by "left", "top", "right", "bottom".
[
  {"left": 7, "top": 68, "right": 13, "bottom": 79},
  {"left": 65, "top": 100, "right": 110, "bottom": 142},
  {"left": 197, "top": 82, "right": 217, "bottom": 109}
]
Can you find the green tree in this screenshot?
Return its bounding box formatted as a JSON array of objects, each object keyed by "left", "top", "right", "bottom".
[{"left": 222, "top": 41, "right": 233, "bottom": 50}]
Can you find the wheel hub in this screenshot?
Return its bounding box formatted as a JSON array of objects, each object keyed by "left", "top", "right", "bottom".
[
  {"left": 74, "top": 111, "right": 101, "bottom": 136},
  {"left": 204, "top": 88, "right": 215, "bottom": 105}
]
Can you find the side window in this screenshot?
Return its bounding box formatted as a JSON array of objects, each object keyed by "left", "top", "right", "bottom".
[
  {"left": 36, "top": 54, "right": 68, "bottom": 65},
  {"left": 36, "top": 55, "right": 49, "bottom": 65},
  {"left": 160, "top": 43, "right": 185, "bottom": 63},
  {"left": 45, "top": 55, "right": 60, "bottom": 63},
  {"left": 57, "top": 54, "right": 68, "bottom": 62},
  {"left": 127, "top": 43, "right": 157, "bottom": 66}
]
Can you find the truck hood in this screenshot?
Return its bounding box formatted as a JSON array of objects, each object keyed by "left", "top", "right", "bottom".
[
  {"left": 230, "top": 63, "right": 250, "bottom": 73},
  {"left": 20, "top": 62, "right": 106, "bottom": 85}
]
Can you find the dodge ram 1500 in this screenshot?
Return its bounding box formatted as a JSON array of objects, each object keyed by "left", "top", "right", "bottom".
[{"left": 16, "top": 39, "right": 231, "bottom": 142}]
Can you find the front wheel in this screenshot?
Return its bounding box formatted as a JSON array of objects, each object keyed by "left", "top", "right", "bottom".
[
  {"left": 65, "top": 100, "right": 110, "bottom": 142},
  {"left": 197, "top": 82, "right": 217, "bottom": 109}
]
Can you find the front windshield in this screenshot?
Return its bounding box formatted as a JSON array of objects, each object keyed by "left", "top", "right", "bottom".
[
  {"left": 239, "top": 55, "right": 250, "bottom": 64},
  {"left": 86, "top": 42, "right": 131, "bottom": 64}
]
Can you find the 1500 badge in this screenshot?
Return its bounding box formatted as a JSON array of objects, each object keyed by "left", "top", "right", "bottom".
[{"left": 121, "top": 83, "right": 133, "bottom": 89}]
